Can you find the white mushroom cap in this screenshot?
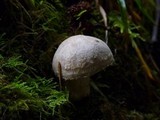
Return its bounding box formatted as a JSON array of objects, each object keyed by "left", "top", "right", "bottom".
[{"left": 52, "top": 35, "right": 114, "bottom": 80}]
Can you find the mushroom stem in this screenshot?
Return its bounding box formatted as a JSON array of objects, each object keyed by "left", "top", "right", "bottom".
[{"left": 65, "top": 78, "right": 90, "bottom": 101}]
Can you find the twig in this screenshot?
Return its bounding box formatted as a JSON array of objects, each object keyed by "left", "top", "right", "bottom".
[
  {"left": 58, "top": 62, "right": 63, "bottom": 91},
  {"left": 58, "top": 62, "right": 63, "bottom": 120},
  {"left": 91, "top": 81, "right": 109, "bottom": 102}
]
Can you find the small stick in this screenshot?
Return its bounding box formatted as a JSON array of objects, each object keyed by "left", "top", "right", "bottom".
[
  {"left": 58, "top": 62, "right": 63, "bottom": 120},
  {"left": 58, "top": 62, "right": 63, "bottom": 91}
]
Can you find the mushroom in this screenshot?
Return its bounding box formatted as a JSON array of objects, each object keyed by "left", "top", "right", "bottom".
[{"left": 52, "top": 35, "right": 114, "bottom": 100}]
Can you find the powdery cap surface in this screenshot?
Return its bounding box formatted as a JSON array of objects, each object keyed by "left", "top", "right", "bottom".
[{"left": 52, "top": 35, "right": 114, "bottom": 80}]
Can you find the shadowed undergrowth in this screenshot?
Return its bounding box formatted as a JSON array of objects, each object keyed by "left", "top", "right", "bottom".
[{"left": 0, "top": 0, "right": 160, "bottom": 119}]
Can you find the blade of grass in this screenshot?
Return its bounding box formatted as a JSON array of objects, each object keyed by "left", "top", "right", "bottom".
[
  {"left": 96, "top": 0, "right": 108, "bottom": 43},
  {"left": 117, "top": 0, "right": 129, "bottom": 33},
  {"left": 135, "top": 0, "right": 154, "bottom": 23},
  {"left": 117, "top": 0, "right": 155, "bottom": 80},
  {"left": 151, "top": 0, "right": 160, "bottom": 42},
  {"left": 132, "top": 40, "right": 154, "bottom": 80}
]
